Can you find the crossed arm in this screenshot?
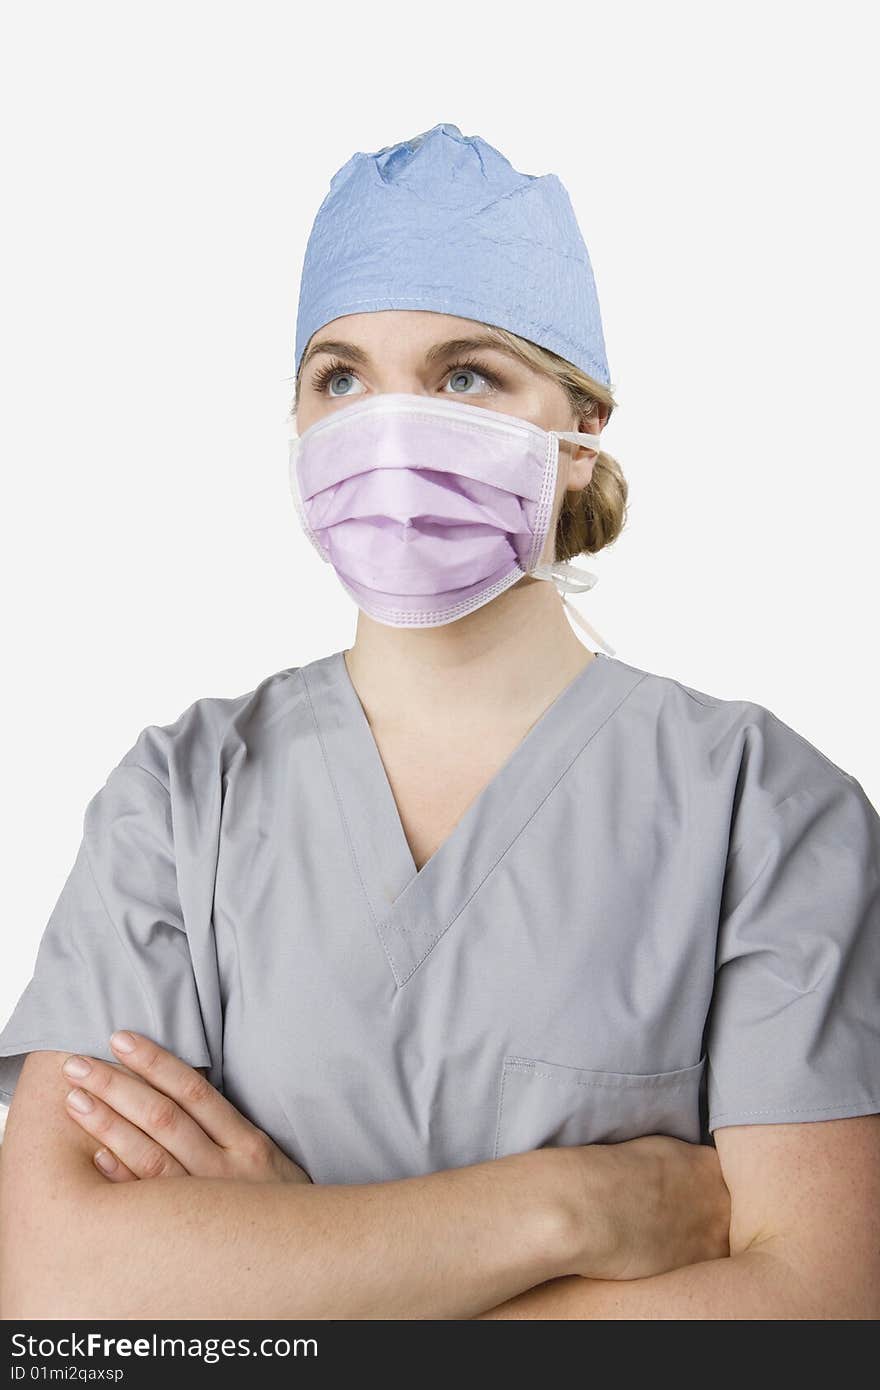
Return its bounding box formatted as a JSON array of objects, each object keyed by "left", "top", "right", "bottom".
[
  {"left": 478, "top": 1113, "right": 880, "bottom": 1318},
  {"left": 2, "top": 1040, "right": 878, "bottom": 1320}
]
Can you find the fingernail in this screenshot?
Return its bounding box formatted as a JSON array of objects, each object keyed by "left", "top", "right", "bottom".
[
  {"left": 94, "top": 1148, "right": 118, "bottom": 1174},
  {"left": 62, "top": 1055, "right": 92, "bottom": 1078},
  {"left": 110, "top": 1031, "right": 137, "bottom": 1053},
  {"left": 66, "top": 1088, "right": 94, "bottom": 1113}
]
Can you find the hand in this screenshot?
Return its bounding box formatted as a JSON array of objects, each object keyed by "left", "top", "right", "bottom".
[
  {"left": 60, "top": 1030, "right": 312, "bottom": 1186},
  {"left": 560, "top": 1134, "right": 731, "bottom": 1281}
]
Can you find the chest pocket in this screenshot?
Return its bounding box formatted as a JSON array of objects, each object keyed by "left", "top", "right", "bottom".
[{"left": 493, "top": 1053, "right": 708, "bottom": 1159}]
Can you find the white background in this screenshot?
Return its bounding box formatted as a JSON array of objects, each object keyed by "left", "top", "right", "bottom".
[{"left": 1, "top": 0, "right": 877, "bottom": 1045}]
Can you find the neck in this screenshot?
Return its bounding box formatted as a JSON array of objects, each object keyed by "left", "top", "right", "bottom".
[{"left": 343, "top": 577, "right": 595, "bottom": 732}]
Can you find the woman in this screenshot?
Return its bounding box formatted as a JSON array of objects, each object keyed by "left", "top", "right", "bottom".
[{"left": 1, "top": 123, "right": 878, "bottom": 1321}]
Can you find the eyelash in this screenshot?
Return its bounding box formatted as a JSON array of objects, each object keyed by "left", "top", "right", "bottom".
[{"left": 309, "top": 356, "right": 503, "bottom": 395}]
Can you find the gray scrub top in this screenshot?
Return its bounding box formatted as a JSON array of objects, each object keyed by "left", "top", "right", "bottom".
[{"left": 2, "top": 649, "right": 879, "bottom": 1184}]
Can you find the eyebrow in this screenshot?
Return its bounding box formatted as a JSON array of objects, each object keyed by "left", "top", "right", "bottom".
[{"left": 300, "top": 335, "right": 528, "bottom": 375}]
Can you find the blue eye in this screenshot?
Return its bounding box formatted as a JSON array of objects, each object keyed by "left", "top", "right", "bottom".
[
  {"left": 443, "top": 363, "right": 499, "bottom": 394},
  {"left": 313, "top": 362, "right": 365, "bottom": 397},
  {"left": 332, "top": 374, "right": 361, "bottom": 396}
]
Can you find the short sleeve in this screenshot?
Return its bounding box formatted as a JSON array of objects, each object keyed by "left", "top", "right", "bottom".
[
  {"left": 707, "top": 762, "right": 880, "bottom": 1132},
  {"left": 0, "top": 740, "right": 212, "bottom": 1107}
]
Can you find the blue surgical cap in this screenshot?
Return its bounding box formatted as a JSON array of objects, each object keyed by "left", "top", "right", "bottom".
[{"left": 294, "top": 122, "right": 611, "bottom": 387}]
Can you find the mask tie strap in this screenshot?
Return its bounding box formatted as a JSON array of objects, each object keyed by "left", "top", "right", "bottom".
[{"left": 531, "top": 559, "right": 617, "bottom": 657}]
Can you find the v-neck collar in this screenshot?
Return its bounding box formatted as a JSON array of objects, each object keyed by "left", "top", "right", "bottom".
[{"left": 301, "top": 647, "right": 647, "bottom": 987}]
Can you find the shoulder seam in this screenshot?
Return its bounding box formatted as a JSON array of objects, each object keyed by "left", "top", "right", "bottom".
[
  {"left": 661, "top": 676, "right": 859, "bottom": 789},
  {"left": 127, "top": 760, "right": 171, "bottom": 797},
  {"left": 759, "top": 705, "right": 857, "bottom": 790},
  {"left": 654, "top": 673, "right": 726, "bottom": 710}
]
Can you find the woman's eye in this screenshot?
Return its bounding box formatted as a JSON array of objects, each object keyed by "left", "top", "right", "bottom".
[
  {"left": 443, "top": 367, "right": 495, "bottom": 395},
  {"left": 325, "top": 370, "right": 364, "bottom": 398}
]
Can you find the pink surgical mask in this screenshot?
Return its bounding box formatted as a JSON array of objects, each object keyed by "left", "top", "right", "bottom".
[{"left": 287, "top": 392, "right": 615, "bottom": 655}]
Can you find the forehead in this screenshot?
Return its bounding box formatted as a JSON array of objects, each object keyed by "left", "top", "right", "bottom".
[{"left": 300, "top": 311, "right": 533, "bottom": 377}]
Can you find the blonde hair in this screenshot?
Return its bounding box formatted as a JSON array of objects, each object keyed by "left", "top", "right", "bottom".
[{"left": 293, "top": 319, "right": 627, "bottom": 560}]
